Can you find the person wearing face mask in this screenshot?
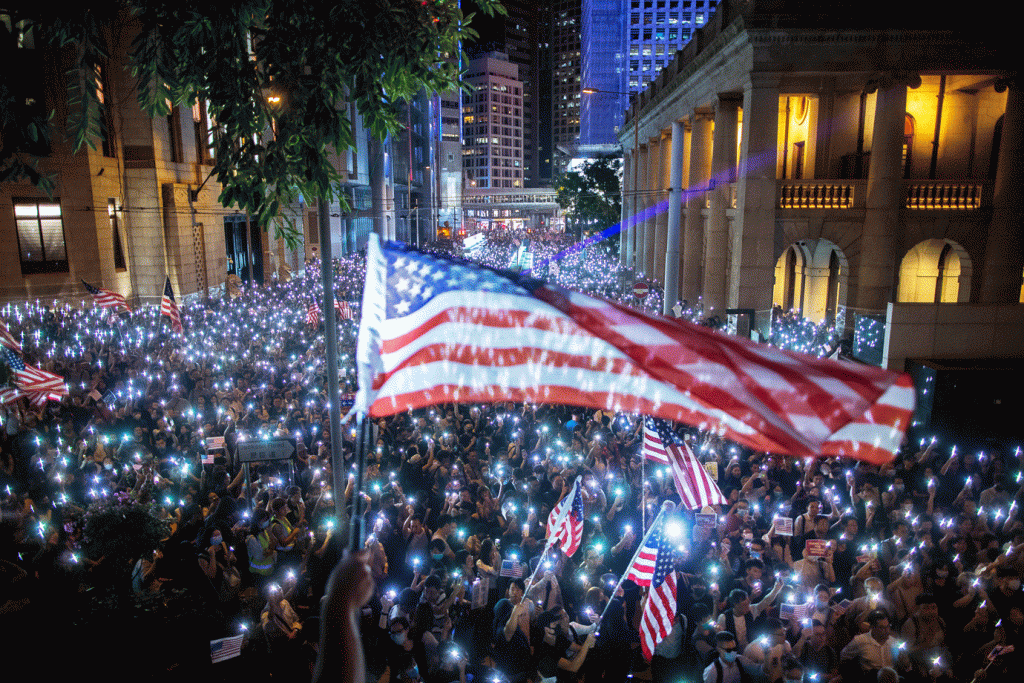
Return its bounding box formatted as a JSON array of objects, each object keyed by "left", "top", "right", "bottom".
[
  {"left": 807, "top": 584, "right": 839, "bottom": 638},
  {"left": 246, "top": 509, "right": 276, "bottom": 593},
  {"left": 703, "top": 631, "right": 762, "bottom": 683},
  {"left": 383, "top": 616, "right": 429, "bottom": 683},
  {"left": 198, "top": 527, "right": 240, "bottom": 602}
]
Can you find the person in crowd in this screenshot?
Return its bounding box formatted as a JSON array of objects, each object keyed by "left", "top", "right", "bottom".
[{"left": 2, "top": 240, "right": 1023, "bottom": 683}]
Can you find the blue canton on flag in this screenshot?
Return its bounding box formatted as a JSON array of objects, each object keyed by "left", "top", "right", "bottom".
[{"left": 383, "top": 250, "right": 529, "bottom": 319}]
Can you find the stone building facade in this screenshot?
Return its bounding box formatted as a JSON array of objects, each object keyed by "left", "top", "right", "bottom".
[
  {"left": 618, "top": 0, "right": 1021, "bottom": 333},
  {"left": 0, "top": 16, "right": 309, "bottom": 307}
]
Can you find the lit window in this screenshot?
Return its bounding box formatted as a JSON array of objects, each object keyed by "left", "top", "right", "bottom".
[{"left": 14, "top": 198, "right": 68, "bottom": 274}]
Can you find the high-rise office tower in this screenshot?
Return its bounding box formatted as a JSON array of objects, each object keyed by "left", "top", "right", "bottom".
[
  {"left": 463, "top": 52, "right": 526, "bottom": 189},
  {"left": 550, "top": 0, "right": 583, "bottom": 175},
  {"left": 466, "top": 1, "right": 549, "bottom": 186},
  {"left": 580, "top": 0, "right": 720, "bottom": 150}
]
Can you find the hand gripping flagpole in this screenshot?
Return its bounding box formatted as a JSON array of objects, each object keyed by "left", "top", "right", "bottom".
[
  {"left": 524, "top": 475, "right": 582, "bottom": 595},
  {"left": 596, "top": 500, "right": 676, "bottom": 630}
]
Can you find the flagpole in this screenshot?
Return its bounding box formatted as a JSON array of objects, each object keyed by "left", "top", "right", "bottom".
[
  {"left": 642, "top": 454, "right": 647, "bottom": 532},
  {"left": 318, "top": 198, "right": 350, "bottom": 544},
  {"left": 596, "top": 500, "right": 675, "bottom": 628}
]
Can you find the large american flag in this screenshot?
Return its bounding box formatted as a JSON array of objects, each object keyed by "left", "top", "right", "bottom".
[
  {"left": 546, "top": 476, "right": 584, "bottom": 558},
  {"left": 1, "top": 320, "right": 21, "bottom": 353},
  {"left": 623, "top": 513, "right": 679, "bottom": 660},
  {"left": 82, "top": 279, "right": 131, "bottom": 313},
  {"left": 353, "top": 235, "right": 914, "bottom": 464},
  {"left": 306, "top": 301, "right": 320, "bottom": 327},
  {"left": 2, "top": 347, "right": 68, "bottom": 397},
  {"left": 643, "top": 417, "right": 727, "bottom": 510},
  {"left": 160, "top": 278, "right": 183, "bottom": 334}
]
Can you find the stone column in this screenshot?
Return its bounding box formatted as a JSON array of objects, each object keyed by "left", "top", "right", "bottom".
[
  {"left": 980, "top": 79, "right": 1024, "bottom": 302},
  {"left": 644, "top": 136, "right": 661, "bottom": 278},
  {"left": 653, "top": 133, "right": 670, "bottom": 283},
  {"left": 683, "top": 112, "right": 713, "bottom": 303},
  {"left": 856, "top": 73, "right": 917, "bottom": 310},
  {"left": 620, "top": 150, "right": 632, "bottom": 268},
  {"left": 664, "top": 120, "right": 686, "bottom": 315},
  {"left": 635, "top": 144, "right": 649, "bottom": 277},
  {"left": 705, "top": 95, "right": 741, "bottom": 314},
  {"left": 736, "top": 75, "right": 780, "bottom": 332}
]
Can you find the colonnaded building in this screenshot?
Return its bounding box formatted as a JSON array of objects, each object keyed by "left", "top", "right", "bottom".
[{"left": 618, "top": 0, "right": 1022, "bottom": 372}]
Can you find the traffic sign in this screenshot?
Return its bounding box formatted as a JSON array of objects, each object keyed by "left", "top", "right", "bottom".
[
  {"left": 236, "top": 438, "right": 296, "bottom": 463},
  {"left": 633, "top": 282, "right": 650, "bottom": 299}
]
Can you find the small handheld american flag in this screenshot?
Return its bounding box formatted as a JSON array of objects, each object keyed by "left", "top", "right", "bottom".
[
  {"left": 546, "top": 476, "right": 584, "bottom": 558},
  {"left": 643, "top": 416, "right": 727, "bottom": 510},
  {"left": 82, "top": 279, "right": 131, "bottom": 313},
  {"left": 160, "top": 277, "right": 183, "bottom": 334},
  {"left": 623, "top": 512, "right": 681, "bottom": 660}
]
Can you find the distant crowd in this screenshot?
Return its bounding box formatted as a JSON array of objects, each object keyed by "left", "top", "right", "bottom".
[{"left": 2, "top": 235, "right": 1021, "bottom": 683}]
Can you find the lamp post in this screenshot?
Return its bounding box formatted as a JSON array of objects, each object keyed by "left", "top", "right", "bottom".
[{"left": 582, "top": 87, "right": 636, "bottom": 278}]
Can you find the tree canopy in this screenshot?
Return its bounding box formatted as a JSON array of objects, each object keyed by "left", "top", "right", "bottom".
[
  {"left": 1, "top": 1, "right": 504, "bottom": 244},
  {"left": 554, "top": 155, "right": 622, "bottom": 241}
]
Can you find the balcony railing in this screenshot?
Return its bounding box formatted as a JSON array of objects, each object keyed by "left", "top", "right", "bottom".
[
  {"left": 777, "top": 180, "right": 985, "bottom": 210},
  {"left": 778, "top": 182, "right": 856, "bottom": 209},
  {"left": 905, "top": 182, "right": 983, "bottom": 210}
]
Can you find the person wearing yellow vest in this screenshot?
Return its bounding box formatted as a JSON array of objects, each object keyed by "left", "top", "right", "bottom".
[
  {"left": 246, "top": 509, "right": 277, "bottom": 593},
  {"left": 269, "top": 497, "right": 304, "bottom": 580}
]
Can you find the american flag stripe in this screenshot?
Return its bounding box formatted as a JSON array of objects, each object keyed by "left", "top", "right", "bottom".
[
  {"left": 336, "top": 300, "right": 353, "bottom": 320},
  {"left": 210, "top": 634, "right": 244, "bottom": 663},
  {"left": 642, "top": 420, "right": 671, "bottom": 465},
  {"left": 160, "top": 278, "right": 183, "bottom": 334},
  {"left": 355, "top": 236, "right": 914, "bottom": 464},
  {"left": 641, "top": 571, "right": 677, "bottom": 660},
  {"left": 0, "top": 321, "right": 21, "bottom": 352},
  {"left": 624, "top": 545, "right": 659, "bottom": 586},
  {"left": 82, "top": 280, "right": 131, "bottom": 313},
  {"left": 546, "top": 477, "right": 584, "bottom": 558},
  {"left": 372, "top": 297, "right": 759, "bottom": 437},
  {"left": 0, "top": 386, "right": 25, "bottom": 405},
  {"left": 2, "top": 348, "right": 68, "bottom": 396},
  {"left": 307, "top": 302, "right": 320, "bottom": 327},
  {"left": 644, "top": 417, "right": 727, "bottom": 510}
]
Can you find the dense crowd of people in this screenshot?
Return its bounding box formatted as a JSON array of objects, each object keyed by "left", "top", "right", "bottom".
[{"left": 1, "top": 233, "right": 1021, "bottom": 682}]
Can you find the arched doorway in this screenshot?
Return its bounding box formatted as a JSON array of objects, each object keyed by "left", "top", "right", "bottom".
[
  {"left": 773, "top": 239, "right": 849, "bottom": 323},
  {"left": 897, "top": 239, "right": 972, "bottom": 303}
]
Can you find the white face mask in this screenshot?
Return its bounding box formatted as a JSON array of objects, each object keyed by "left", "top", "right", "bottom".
[
  {"left": 390, "top": 631, "right": 407, "bottom": 645},
  {"left": 1009, "top": 579, "right": 1021, "bottom": 591}
]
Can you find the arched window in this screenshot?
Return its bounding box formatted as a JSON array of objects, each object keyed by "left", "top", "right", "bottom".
[
  {"left": 773, "top": 239, "right": 848, "bottom": 322},
  {"left": 898, "top": 239, "right": 971, "bottom": 303}
]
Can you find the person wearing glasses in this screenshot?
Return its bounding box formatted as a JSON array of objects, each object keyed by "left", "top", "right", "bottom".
[{"left": 704, "top": 631, "right": 763, "bottom": 683}]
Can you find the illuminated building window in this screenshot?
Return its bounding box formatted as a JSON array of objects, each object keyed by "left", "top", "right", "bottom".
[{"left": 14, "top": 198, "right": 68, "bottom": 274}]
